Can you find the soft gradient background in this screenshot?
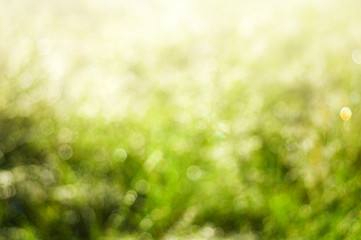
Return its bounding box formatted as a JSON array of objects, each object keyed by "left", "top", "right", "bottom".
[{"left": 1, "top": 0, "right": 361, "bottom": 239}]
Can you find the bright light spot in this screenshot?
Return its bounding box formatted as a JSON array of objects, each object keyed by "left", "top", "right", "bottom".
[
  {"left": 186, "top": 165, "right": 202, "bottom": 180},
  {"left": 301, "top": 138, "right": 314, "bottom": 151},
  {"left": 340, "top": 107, "right": 352, "bottom": 121},
  {"left": 352, "top": 49, "right": 361, "bottom": 64},
  {"left": 124, "top": 190, "right": 137, "bottom": 206},
  {"left": 139, "top": 218, "right": 153, "bottom": 230},
  {"left": 144, "top": 150, "right": 163, "bottom": 172},
  {"left": 58, "top": 144, "right": 73, "bottom": 160},
  {"left": 0, "top": 171, "right": 13, "bottom": 186},
  {"left": 151, "top": 208, "right": 163, "bottom": 220},
  {"left": 0, "top": 185, "right": 16, "bottom": 199},
  {"left": 202, "top": 226, "right": 215, "bottom": 238},
  {"left": 41, "top": 169, "right": 55, "bottom": 187},
  {"left": 113, "top": 148, "right": 127, "bottom": 162},
  {"left": 53, "top": 185, "right": 77, "bottom": 201},
  {"left": 135, "top": 179, "right": 150, "bottom": 194}
]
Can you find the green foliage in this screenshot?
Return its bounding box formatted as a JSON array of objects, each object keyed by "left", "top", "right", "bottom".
[{"left": 1, "top": 0, "right": 361, "bottom": 239}]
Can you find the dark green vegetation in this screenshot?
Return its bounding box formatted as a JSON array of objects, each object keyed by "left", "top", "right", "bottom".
[{"left": 2, "top": 0, "right": 361, "bottom": 239}]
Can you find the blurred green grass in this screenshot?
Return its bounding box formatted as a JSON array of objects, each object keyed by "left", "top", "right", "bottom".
[{"left": 2, "top": 0, "right": 361, "bottom": 239}]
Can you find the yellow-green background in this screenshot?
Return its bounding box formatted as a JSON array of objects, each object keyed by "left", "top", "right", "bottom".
[{"left": 1, "top": 0, "right": 361, "bottom": 239}]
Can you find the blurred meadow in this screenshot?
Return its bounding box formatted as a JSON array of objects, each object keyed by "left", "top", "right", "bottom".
[{"left": 2, "top": 0, "right": 361, "bottom": 239}]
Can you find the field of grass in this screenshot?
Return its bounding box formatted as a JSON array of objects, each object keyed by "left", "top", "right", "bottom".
[{"left": 2, "top": 0, "right": 361, "bottom": 239}]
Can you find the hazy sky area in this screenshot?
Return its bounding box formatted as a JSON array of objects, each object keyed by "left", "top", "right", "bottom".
[{"left": 3, "top": 0, "right": 359, "bottom": 120}]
